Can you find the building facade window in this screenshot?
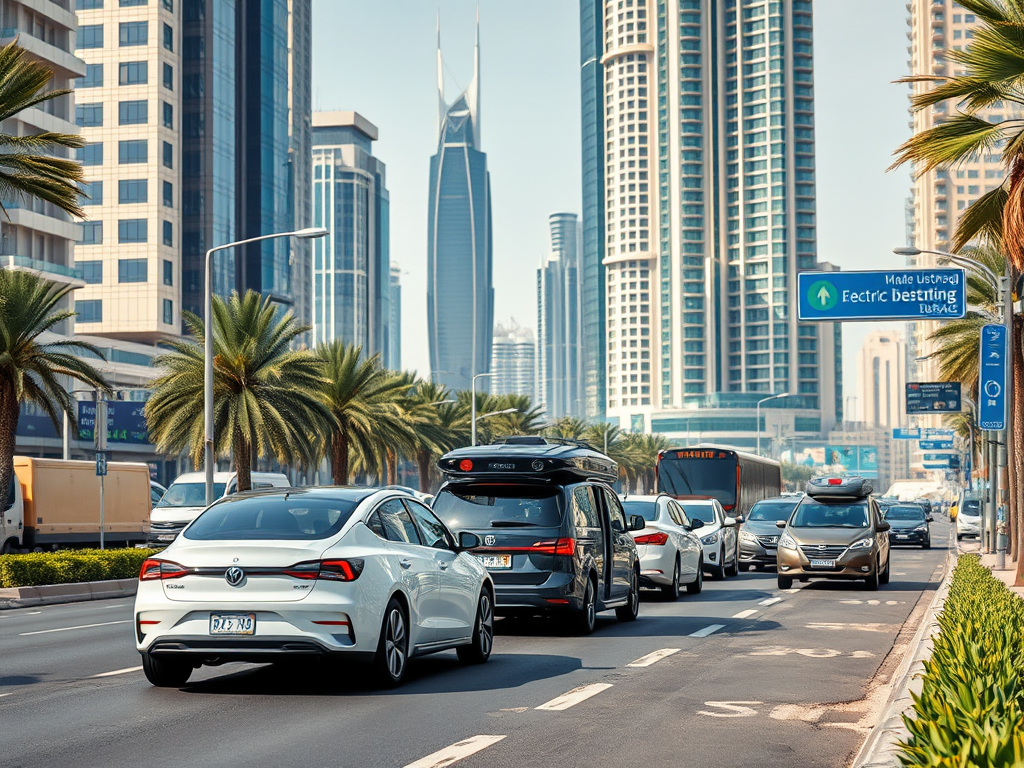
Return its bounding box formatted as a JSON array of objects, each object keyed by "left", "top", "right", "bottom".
[
  {"left": 79, "top": 221, "right": 103, "bottom": 244},
  {"left": 78, "top": 143, "right": 103, "bottom": 166},
  {"left": 80, "top": 261, "right": 103, "bottom": 284},
  {"left": 120, "top": 0, "right": 147, "bottom": 5},
  {"left": 80, "top": 180, "right": 102, "bottom": 206},
  {"left": 163, "top": 22, "right": 173, "bottom": 51},
  {"left": 118, "top": 179, "right": 147, "bottom": 204},
  {"left": 118, "top": 258, "right": 148, "bottom": 282},
  {"left": 162, "top": 220, "right": 172, "bottom": 246},
  {"left": 75, "top": 103, "right": 102, "bottom": 127},
  {"left": 118, "top": 61, "right": 148, "bottom": 85},
  {"left": 118, "top": 219, "right": 148, "bottom": 244},
  {"left": 162, "top": 101, "right": 172, "bottom": 128},
  {"left": 78, "top": 64, "right": 103, "bottom": 88},
  {"left": 163, "top": 298, "right": 173, "bottom": 325},
  {"left": 162, "top": 141, "right": 172, "bottom": 169},
  {"left": 76, "top": 300, "right": 102, "bottom": 323},
  {"left": 118, "top": 99, "right": 147, "bottom": 125},
  {"left": 119, "top": 21, "right": 148, "bottom": 46},
  {"left": 162, "top": 181, "right": 172, "bottom": 207},
  {"left": 162, "top": 259, "right": 173, "bottom": 285},
  {"left": 80, "top": 25, "right": 103, "bottom": 49},
  {"left": 118, "top": 139, "right": 147, "bottom": 164},
  {"left": 77, "top": 0, "right": 103, "bottom": 8},
  {"left": 162, "top": 63, "right": 173, "bottom": 90}
]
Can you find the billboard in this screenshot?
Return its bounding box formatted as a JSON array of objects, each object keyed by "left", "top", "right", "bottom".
[
  {"left": 906, "top": 382, "right": 961, "bottom": 413},
  {"left": 824, "top": 445, "right": 879, "bottom": 479},
  {"left": 78, "top": 400, "right": 150, "bottom": 445}
]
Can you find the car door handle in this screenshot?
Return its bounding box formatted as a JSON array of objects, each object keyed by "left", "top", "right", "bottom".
[{"left": 399, "top": 559, "right": 412, "bottom": 569}]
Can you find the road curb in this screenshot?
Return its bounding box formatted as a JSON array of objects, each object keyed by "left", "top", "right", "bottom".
[
  {"left": 850, "top": 533, "right": 956, "bottom": 768},
  {"left": 0, "top": 578, "right": 138, "bottom": 609}
]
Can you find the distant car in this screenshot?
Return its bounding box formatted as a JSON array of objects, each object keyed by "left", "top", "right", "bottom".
[
  {"left": 135, "top": 487, "right": 494, "bottom": 688},
  {"left": 150, "top": 480, "right": 167, "bottom": 507},
  {"left": 739, "top": 496, "right": 800, "bottom": 571},
  {"left": 677, "top": 498, "right": 739, "bottom": 580},
  {"left": 956, "top": 494, "right": 983, "bottom": 540},
  {"left": 620, "top": 494, "right": 705, "bottom": 599},
  {"left": 884, "top": 504, "right": 932, "bottom": 548}
]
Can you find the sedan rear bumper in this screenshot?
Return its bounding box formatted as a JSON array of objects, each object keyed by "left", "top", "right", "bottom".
[
  {"left": 145, "top": 636, "right": 375, "bottom": 664},
  {"left": 492, "top": 572, "right": 584, "bottom": 614}
]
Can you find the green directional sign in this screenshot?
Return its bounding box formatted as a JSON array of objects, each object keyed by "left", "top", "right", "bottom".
[{"left": 807, "top": 280, "right": 838, "bottom": 311}]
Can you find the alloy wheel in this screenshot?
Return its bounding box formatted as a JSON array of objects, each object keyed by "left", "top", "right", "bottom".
[{"left": 385, "top": 608, "right": 406, "bottom": 679}]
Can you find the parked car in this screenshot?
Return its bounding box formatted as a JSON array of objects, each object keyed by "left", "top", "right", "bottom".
[
  {"left": 677, "top": 498, "right": 739, "bottom": 579},
  {"left": 147, "top": 471, "right": 290, "bottom": 547},
  {"left": 150, "top": 480, "right": 167, "bottom": 507},
  {"left": 884, "top": 503, "right": 932, "bottom": 548},
  {"left": 776, "top": 476, "right": 891, "bottom": 591},
  {"left": 135, "top": 487, "right": 493, "bottom": 688},
  {"left": 620, "top": 494, "right": 704, "bottom": 599},
  {"left": 955, "top": 494, "right": 983, "bottom": 540},
  {"left": 432, "top": 436, "right": 642, "bottom": 635},
  {"left": 738, "top": 496, "right": 800, "bottom": 571}
]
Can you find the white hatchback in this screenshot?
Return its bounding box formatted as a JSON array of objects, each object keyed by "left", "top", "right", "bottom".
[
  {"left": 135, "top": 488, "right": 494, "bottom": 687},
  {"left": 677, "top": 498, "right": 740, "bottom": 579},
  {"left": 620, "top": 495, "right": 705, "bottom": 599}
]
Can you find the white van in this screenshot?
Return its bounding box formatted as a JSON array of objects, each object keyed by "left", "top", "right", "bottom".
[{"left": 147, "top": 471, "right": 290, "bottom": 546}]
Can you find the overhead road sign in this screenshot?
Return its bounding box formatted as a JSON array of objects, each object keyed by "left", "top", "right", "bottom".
[
  {"left": 892, "top": 428, "right": 921, "bottom": 440},
  {"left": 797, "top": 269, "right": 966, "bottom": 321},
  {"left": 906, "top": 382, "right": 961, "bottom": 414},
  {"left": 979, "top": 323, "right": 1007, "bottom": 430},
  {"left": 922, "top": 428, "right": 955, "bottom": 439},
  {"left": 919, "top": 440, "right": 954, "bottom": 450}
]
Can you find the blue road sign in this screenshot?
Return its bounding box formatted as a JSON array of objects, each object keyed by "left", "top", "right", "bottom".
[
  {"left": 95, "top": 451, "right": 107, "bottom": 477},
  {"left": 922, "top": 428, "right": 955, "bottom": 439},
  {"left": 906, "top": 382, "right": 961, "bottom": 413},
  {"left": 920, "top": 440, "right": 954, "bottom": 450},
  {"left": 797, "top": 269, "right": 966, "bottom": 321},
  {"left": 892, "top": 428, "right": 921, "bottom": 440},
  {"left": 979, "top": 323, "right": 1007, "bottom": 430}
]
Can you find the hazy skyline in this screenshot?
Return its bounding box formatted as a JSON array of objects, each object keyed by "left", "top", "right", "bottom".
[{"left": 312, "top": 1, "right": 912, "bottom": 412}]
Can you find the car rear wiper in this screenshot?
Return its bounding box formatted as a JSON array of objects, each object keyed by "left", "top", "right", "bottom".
[{"left": 489, "top": 520, "right": 542, "bottom": 527}]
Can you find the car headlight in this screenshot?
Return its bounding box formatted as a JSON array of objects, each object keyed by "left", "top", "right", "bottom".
[
  {"left": 848, "top": 537, "right": 875, "bottom": 550},
  {"left": 778, "top": 532, "right": 797, "bottom": 550},
  {"left": 740, "top": 531, "right": 758, "bottom": 544},
  {"left": 914, "top": 524, "right": 928, "bottom": 532},
  {"left": 701, "top": 532, "right": 720, "bottom": 545}
]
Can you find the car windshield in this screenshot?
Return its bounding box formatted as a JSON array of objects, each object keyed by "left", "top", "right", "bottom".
[
  {"left": 680, "top": 502, "right": 716, "bottom": 524},
  {"left": 792, "top": 500, "right": 870, "bottom": 528},
  {"left": 432, "top": 485, "right": 562, "bottom": 530},
  {"left": 885, "top": 506, "right": 925, "bottom": 521},
  {"left": 621, "top": 500, "right": 660, "bottom": 522},
  {"left": 184, "top": 496, "right": 359, "bottom": 540},
  {"left": 156, "top": 482, "right": 226, "bottom": 508},
  {"left": 961, "top": 498, "right": 982, "bottom": 516},
  {"left": 748, "top": 501, "right": 797, "bottom": 522}
]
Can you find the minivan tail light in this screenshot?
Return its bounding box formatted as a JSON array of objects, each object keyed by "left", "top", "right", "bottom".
[
  {"left": 283, "top": 559, "right": 365, "bottom": 582},
  {"left": 531, "top": 538, "right": 576, "bottom": 556},
  {"left": 139, "top": 559, "right": 189, "bottom": 581},
  {"left": 634, "top": 532, "right": 669, "bottom": 546}
]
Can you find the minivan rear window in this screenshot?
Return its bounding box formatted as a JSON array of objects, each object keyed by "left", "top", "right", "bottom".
[
  {"left": 184, "top": 496, "right": 359, "bottom": 540},
  {"left": 432, "top": 485, "right": 563, "bottom": 530}
]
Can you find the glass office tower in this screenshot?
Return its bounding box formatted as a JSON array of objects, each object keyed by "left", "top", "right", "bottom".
[
  {"left": 537, "top": 213, "right": 583, "bottom": 419},
  {"left": 427, "top": 22, "right": 493, "bottom": 393}
]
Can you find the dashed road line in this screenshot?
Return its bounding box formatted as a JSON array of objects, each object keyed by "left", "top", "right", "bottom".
[
  {"left": 403, "top": 735, "right": 507, "bottom": 768},
  {"left": 91, "top": 666, "right": 143, "bottom": 678},
  {"left": 0, "top": 693, "right": 13, "bottom": 699},
  {"left": 758, "top": 597, "right": 783, "bottom": 606},
  {"left": 627, "top": 648, "right": 680, "bottom": 667},
  {"left": 689, "top": 623, "right": 725, "bottom": 638},
  {"left": 732, "top": 609, "right": 758, "bottom": 619},
  {"left": 18, "top": 620, "right": 131, "bottom": 636},
  {"left": 536, "top": 683, "right": 613, "bottom": 711}
]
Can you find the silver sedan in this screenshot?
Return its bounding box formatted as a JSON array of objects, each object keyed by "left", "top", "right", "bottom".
[{"left": 620, "top": 495, "right": 705, "bottom": 599}]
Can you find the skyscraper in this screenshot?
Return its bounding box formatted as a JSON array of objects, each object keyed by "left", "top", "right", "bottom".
[
  {"left": 491, "top": 319, "right": 535, "bottom": 402},
  {"left": 388, "top": 262, "right": 402, "bottom": 370},
  {"left": 859, "top": 330, "right": 907, "bottom": 430},
  {"left": 537, "top": 213, "right": 583, "bottom": 418},
  {"left": 310, "top": 111, "right": 390, "bottom": 355},
  {"left": 585, "top": 0, "right": 839, "bottom": 449},
  {"left": 427, "top": 18, "right": 493, "bottom": 392}
]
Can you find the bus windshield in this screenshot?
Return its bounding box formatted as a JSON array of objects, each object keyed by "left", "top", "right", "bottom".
[{"left": 657, "top": 456, "right": 737, "bottom": 507}]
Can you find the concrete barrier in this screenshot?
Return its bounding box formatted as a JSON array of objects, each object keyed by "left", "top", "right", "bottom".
[{"left": 0, "top": 577, "right": 138, "bottom": 609}]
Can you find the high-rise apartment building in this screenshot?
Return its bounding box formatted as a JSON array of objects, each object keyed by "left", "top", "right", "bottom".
[
  {"left": 427, "top": 21, "right": 493, "bottom": 393},
  {"left": 859, "top": 330, "right": 907, "bottom": 430},
  {"left": 288, "top": 0, "right": 313, "bottom": 334},
  {"left": 73, "top": 0, "right": 180, "bottom": 342},
  {"left": 491, "top": 319, "right": 535, "bottom": 402},
  {"left": 388, "top": 262, "right": 402, "bottom": 370},
  {"left": 537, "top": 212, "right": 583, "bottom": 418},
  {"left": 584, "top": 0, "right": 839, "bottom": 448},
  {"left": 906, "top": 1, "right": 1013, "bottom": 385},
  {"left": 0, "top": 1, "right": 86, "bottom": 333},
  {"left": 310, "top": 111, "right": 390, "bottom": 357}
]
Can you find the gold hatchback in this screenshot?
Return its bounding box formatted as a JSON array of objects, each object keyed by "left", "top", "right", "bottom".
[{"left": 775, "top": 476, "right": 891, "bottom": 591}]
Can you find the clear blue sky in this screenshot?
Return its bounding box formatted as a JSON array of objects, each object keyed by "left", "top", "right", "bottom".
[{"left": 312, "top": 0, "right": 912, "bottom": 412}]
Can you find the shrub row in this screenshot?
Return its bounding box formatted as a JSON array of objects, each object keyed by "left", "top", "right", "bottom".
[
  {"left": 0, "top": 548, "right": 158, "bottom": 588},
  {"left": 898, "top": 555, "right": 1024, "bottom": 767}
]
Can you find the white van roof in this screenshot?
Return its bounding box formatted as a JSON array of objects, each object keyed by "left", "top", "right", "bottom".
[{"left": 168, "top": 471, "right": 290, "bottom": 486}]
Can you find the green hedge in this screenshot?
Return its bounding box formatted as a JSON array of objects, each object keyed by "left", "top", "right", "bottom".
[
  {"left": 0, "top": 548, "right": 158, "bottom": 588},
  {"left": 898, "top": 555, "right": 1024, "bottom": 767}
]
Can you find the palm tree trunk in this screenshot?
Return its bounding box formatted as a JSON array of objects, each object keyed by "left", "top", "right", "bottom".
[
  {"left": 330, "top": 431, "right": 349, "bottom": 485},
  {"left": 0, "top": 382, "right": 19, "bottom": 530},
  {"left": 386, "top": 447, "right": 398, "bottom": 485},
  {"left": 417, "top": 450, "right": 431, "bottom": 493},
  {"left": 234, "top": 433, "right": 252, "bottom": 493},
  {"left": 1010, "top": 320, "right": 1024, "bottom": 561}
]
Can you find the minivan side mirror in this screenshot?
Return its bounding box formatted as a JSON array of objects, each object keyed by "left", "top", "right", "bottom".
[
  {"left": 458, "top": 532, "right": 482, "bottom": 550},
  {"left": 687, "top": 519, "right": 705, "bottom": 531},
  {"left": 776, "top": 519, "right": 788, "bottom": 529},
  {"left": 735, "top": 515, "right": 745, "bottom": 524},
  {"left": 877, "top": 521, "right": 891, "bottom": 533},
  {"left": 628, "top": 514, "right": 646, "bottom": 531},
  {"left": 723, "top": 516, "right": 737, "bottom": 527}
]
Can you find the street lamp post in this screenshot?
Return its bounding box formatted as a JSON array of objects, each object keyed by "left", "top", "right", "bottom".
[
  {"left": 470, "top": 373, "right": 494, "bottom": 447},
  {"left": 474, "top": 408, "right": 517, "bottom": 446},
  {"left": 756, "top": 392, "right": 790, "bottom": 457},
  {"left": 204, "top": 227, "right": 328, "bottom": 506}
]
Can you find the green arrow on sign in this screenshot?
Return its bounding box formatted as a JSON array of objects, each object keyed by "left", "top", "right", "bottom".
[{"left": 807, "top": 280, "right": 838, "bottom": 311}]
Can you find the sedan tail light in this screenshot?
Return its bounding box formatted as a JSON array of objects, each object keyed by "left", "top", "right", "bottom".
[
  {"left": 139, "top": 559, "right": 189, "bottom": 581},
  {"left": 530, "top": 538, "right": 576, "bottom": 556},
  {"left": 283, "top": 559, "right": 365, "bottom": 582},
  {"left": 634, "top": 532, "right": 669, "bottom": 546}
]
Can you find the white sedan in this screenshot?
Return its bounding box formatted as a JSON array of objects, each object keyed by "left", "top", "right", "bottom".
[
  {"left": 134, "top": 488, "right": 494, "bottom": 688},
  {"left": 621, "top": 495, "right": 705, "bottom": 599},
  {"left": 677, "top": 498, "right": 740, "bottom": 579}
]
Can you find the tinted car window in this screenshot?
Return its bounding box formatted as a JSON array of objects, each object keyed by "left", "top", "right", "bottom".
[
  {"left": 365, "top": 510, "right": 387, "bottom": 539},
  {"left": 157, "top": 482, "right": 226, "bottom": 507},
  {"left": 404, "top": 499, "right": 452, "bottom": 549},
  {"left": 885, "top": 505, "right": 926, "bottom": 521},
  {"left": 573, "top": 486, "right": 602, "bottom": 528},
  {"left": 748, "top": 500, "right": 798, "bottom": 522},
  {"left": 669, "top": 502, "right": 690, "bottom": 527},
  {"left": 961, "top": 498, "right": 982, "bottom": 516},
  {"left": 680, "top": 502, "right": 717, "bottom": 524},
  {"left": 603, "top": 489, "right": 627, "bottom": 532},
  {"left": 621, "top": 500, "right": 659, "bottom": 522},
  {"left": 378, "top": 499, "right": 422, "bottom": 545},
  {"left": 433, "top": 485, "right": 563, "bottom": 530},
  {"left": 792, "top": 500, "right": 870, "bottom": 528},
  {"left": 184, "top": 496, "right": 357, "bottom": 540}
]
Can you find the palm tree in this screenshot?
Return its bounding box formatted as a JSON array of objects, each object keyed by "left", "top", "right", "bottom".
[
  {"left": 583, "top": 422, "right": 622, "bottom": 456},
  {"left": 543, "top": 417, "right": 589, "bottom": 440},
  {"left": 316, "top": 342, "right": 413, "bottom": 485},
  {"left": 405, "top": 380, "right": 468, "bottom": 492},
  {"left": 0, "top": 42, "right": 86, "bottom": 220},
  {"left": 0, "top": 271, "right": 109, "bottom": 510},
  {"left": 146, "top": 291, "right": 331, "bottom": 492}
]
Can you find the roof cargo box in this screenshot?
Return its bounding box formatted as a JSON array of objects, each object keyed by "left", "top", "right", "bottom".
[
  {"left": 806, "top": 475, "right": 874, "bottom": 499},
  {"left": 438, "top": 438, "right": 618, "bottom": 485}
]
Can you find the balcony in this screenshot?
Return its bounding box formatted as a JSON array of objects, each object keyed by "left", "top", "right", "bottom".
[
  {"left": 3, "top": 254, "right": 85, "bottom": 287},
  {"left": 0, "top": 28, "right": 86, "bottom": 79}
]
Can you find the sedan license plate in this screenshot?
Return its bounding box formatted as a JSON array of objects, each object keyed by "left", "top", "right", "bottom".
[
  {"left": 210, "top": 613, "right": 256, "bottom": 635},
  {"left": 157, "top": 534, "right": 176, "bottom": 541},
  {"left": 476, "top": 554, "right": 512, "bottom": 570},
  {"left": 809, "top": 559, "right": 835, "bottom": 568},
  {"left": 896, "top": 534, "right": 908, "bottom": 539}
]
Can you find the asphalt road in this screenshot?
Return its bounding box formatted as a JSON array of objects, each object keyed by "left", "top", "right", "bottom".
[{"left": 0, "top": 521, "right": 951, "bottom": 768}]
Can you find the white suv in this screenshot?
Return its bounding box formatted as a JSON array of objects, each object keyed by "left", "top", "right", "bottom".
[{"left": 955, "top": 494, "right": 983, "bottom": 541}]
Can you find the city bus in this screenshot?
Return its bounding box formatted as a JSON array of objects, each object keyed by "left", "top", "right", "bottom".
[{"left": 655, "top": 446, "right": 782, "bottom": 519}]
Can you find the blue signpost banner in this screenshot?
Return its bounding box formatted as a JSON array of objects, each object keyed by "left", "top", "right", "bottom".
[
  {"left": 922, "top": 428, "right": 955, "bottom": 439},
  {"left": 906, "top": 382, "right": 961, "bottom": 413},
  {"left": 892, "top": 428, "right": 922, "bottom": 440},
  {"left": 797, "top": 269, "right": 966, "bottom": 321},
  {"left": 78, "top": 401, "right": 150, "bottom": 445},
  {"left": 979, "top": 324, "right": 1008, "bottom": 430},
  {"left": 920, "top": 440, "right": 954, "bottom": 450}
]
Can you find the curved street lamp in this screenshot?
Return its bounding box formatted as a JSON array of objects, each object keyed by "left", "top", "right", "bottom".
[{"left": 756, "top": 392, "right": 790, "bottom": 457}]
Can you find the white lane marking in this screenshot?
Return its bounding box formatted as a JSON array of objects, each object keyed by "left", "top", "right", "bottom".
[
  {"left": 732, "top": 609, "right": 758, "bottom": 619},
  {"left": 91, "top": 666, "right": 142, "bottom": 678},
  {"left": 759, "top": 597, "right": 783, "bottom": 606},
  {"left": 867, "top": 600, "right": 880, "bottom": 605},
  {"left": 27, "top": 611, "right": 41, "bottom": 615},
  {"left": 403, "top": 735, "right": 507, "bottom": 768},
  {"left": 689, "top": 623, "right": 725, "bottom": 638},
  {"left": 698, "top": 701, "right": 761, "bottom": 717},
  {"left": 0, "top": 693, "right": 13, "bottom": 699},
  {"left": 536, "top": 683, "right": 614, "bottom": 711},
  {"left": 627, "top": 648, "right": 680, "bottom": 667},
  {"left": 806, "top": 622, "right": 890, "bottom": 633},
  {"left": 840, "top": 599, "right": 862, "bottom": 605},
  {"left": 746, "top": 645, "right": 874, "bottom": 659},
  {"left": 885, "top": 600, "right": 899, "bottom": 605},
  {"left": 18, "top": 620, "right": 131, "bottom": 636}
]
